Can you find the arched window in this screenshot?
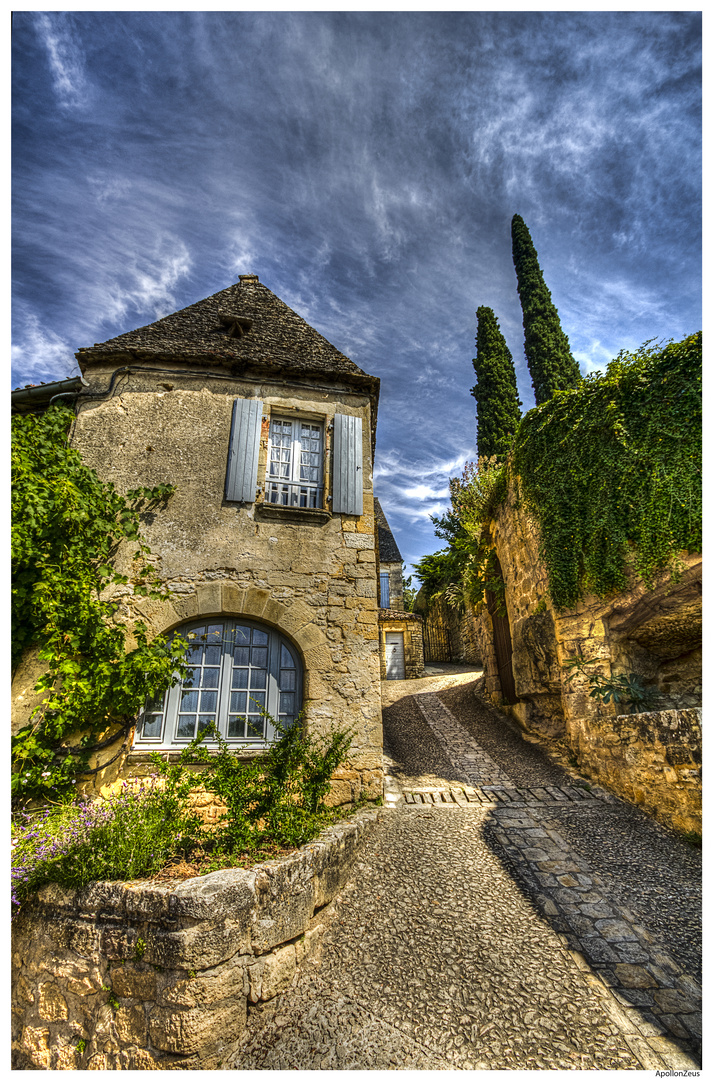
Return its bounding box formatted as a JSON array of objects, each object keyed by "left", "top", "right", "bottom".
[{"left": 134, "top": 619, "right": 302, "bottom": 749}]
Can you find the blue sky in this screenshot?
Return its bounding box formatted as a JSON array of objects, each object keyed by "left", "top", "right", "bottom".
[{"left": 12, "top": 12, "right": 701, "bottom": 578}]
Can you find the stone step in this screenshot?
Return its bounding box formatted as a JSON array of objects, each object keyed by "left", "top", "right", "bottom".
[{"left": 401, "top": 785, "right": 601, "bottom": 807}]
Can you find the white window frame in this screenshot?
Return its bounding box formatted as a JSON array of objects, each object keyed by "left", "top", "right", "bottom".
[
  {"left": 134, "top": 619, "right": 302, "bottom": 750},
  {"left": 265, "top": 415, "right": 324, "bottom": 509}
]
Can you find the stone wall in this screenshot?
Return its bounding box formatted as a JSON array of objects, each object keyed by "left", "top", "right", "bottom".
[
  {"left": 455, "top": 476, "right": 702, "bottom": 833},
  {"left": 420, "top": 594, "right": 482, "bottom": 665},
  {"left": 12, "top": 807, "right": 381, "bottom": 1070},
  {"left": 569, "top": 707, "right": 701, "bottom": 835},
  {"left": 11, "top": 367, "right": 384, "bottom": 803}
]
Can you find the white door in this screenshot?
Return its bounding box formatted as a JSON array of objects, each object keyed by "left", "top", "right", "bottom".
[{"left": 385, "top": 632, "right": 405, "bottom": 680}]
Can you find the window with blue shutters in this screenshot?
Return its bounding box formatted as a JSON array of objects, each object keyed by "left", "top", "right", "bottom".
[
  {"left": 380, "top": 571, "right": 390, "bottom": 608},
  {"left": 135, "top": 619, "right": 301, "bottom": 749},
  {"left": 266, "top": 416, "right": 324, "bottom": 508}
]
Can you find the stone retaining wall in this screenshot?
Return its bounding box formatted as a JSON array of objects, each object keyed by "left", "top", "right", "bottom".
[
  {"left": 12, "top": 807, "right": 382, "bottom": 1070},
  {"left": 568, "top": 708, "right": 702, "bottom": 835}
]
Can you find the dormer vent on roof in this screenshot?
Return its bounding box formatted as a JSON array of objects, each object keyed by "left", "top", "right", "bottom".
[{"left": 216, "top": 312, "right": 254, "bottom": 338}]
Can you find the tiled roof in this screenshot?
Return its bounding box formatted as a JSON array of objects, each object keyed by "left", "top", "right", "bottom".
[
  {"left": 75, "top": 275, "right": 377, "bottom": 389},
  {"left": 374, "top": 497, "right": 403, "bottom": 563}
]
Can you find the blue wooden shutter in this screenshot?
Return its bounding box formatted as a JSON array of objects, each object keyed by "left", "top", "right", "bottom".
[
  {"left": 225, "top": 398, "right": 263, "bottom": 502},
  {"left": 332, "top": 413, "right": 363, "bottom": 515}
]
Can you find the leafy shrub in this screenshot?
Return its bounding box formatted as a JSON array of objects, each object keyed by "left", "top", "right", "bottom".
[
  {"left": 11, "top": 776, "right": 203, "bottom": 914},
  {"left": 158, "top": 714, "right": 353, "bottom": 852},
  {"left": 414, "top": 456, "right": 508, "bottom": 609},
  {"left": 12, "top": 712, "right": 355, "bottom": 913}
]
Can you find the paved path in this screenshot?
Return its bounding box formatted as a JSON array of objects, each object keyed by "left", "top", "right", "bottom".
[{"left": 231, "top": 670, "right": 701, "bottom": 1070}]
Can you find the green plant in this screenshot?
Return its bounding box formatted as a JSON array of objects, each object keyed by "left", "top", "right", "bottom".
[
  {"left": 133, "top": 938, "right": 146, "bottom": 961},
  {"left": 514, "top": 334, "right": 701, "bottom": 610},
  {"left": 414, "top": 456, "right": 509, "bottom": 610},
  {"left": 76, "top": 1040, "right": 86, "bottom": 1054},
  {"left": 471, "top": 306, "right": 522, "bottom": 458},
  {"left": 163, "top": 712, "right": 354, "bottom": 852},
  {"left": 11, "top": 778, "right": 203, "bottom": 914},
  {"left": 511, "top": 214, "right": 581, "bottom": 404},
  {"left": 11, "top": 403, "right": 187, "bottom": 804},
  {"left": 102, "top": 986, "right": 121, "bottom": 1010},
  {"left": 681, "top": 831, "right": 701, "bottom": 847},
  {"left": 563, "top": 656, "right": 660, "bottom": 714}
]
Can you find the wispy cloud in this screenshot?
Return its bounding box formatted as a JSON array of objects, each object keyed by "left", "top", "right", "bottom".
[
  {"left": 34, "top": 14, "right": 89, "bottom": 110},
  {"left": 12, "top": 11, "right": 700, "bottom": 572},
  {"left": 12, "top": 311, "right": 78, "bottom": 386}
]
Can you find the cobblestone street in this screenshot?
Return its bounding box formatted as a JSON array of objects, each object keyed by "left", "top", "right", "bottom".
[{"left": 232, "top": 667, "right": 701, "bottom": 1070}]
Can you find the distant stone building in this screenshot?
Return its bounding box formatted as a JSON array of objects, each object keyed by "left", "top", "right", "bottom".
[
  {"left": 12, "top": 275, "right": 385, "bottom": 806},
  {"left": 374, "top": 498, "right": 424, "bottom": 680}
]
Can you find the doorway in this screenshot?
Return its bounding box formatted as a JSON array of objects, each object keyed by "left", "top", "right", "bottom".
[{"left": 385, "top": 632, "right": 405, "bottom": 680}]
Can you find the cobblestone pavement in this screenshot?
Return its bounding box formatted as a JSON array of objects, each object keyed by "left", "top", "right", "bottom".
[{"left": 232, "top": 671, "right": 701, "bottom": 1070}]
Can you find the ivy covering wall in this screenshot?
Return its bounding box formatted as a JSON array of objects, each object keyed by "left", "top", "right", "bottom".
[
  {"left": 415, "top": 334, "right": 701, "bottom": 614},
  {"left": 11, "top": 404, "right": 185, "bottom": 804}
]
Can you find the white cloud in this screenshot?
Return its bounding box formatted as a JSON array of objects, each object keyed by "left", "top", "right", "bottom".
[
  {"left": 402, "top": 483, "right": 451, "bottom": 501},
  {"left": 34, "top": 14, "right": 89, "bottom": 110},
  {"left": 98, "top": 235, "right": 192, "bottom": 326},
  {"left": 12, "top": 312, "right": 78, "bottom": 386},
  {"left": 87, "top": 175, "right": 132, "bottom": 206}
]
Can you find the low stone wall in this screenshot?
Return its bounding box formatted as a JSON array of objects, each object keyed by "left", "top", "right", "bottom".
[
  {"left": 12, "top": 807, "right": 382, "bottom": 1070},
  {"left": 569, "top": 708, "right": 702, "bottom": 835}
]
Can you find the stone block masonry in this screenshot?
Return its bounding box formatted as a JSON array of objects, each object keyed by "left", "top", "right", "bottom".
[
  {"left": 455, "top": 475, "right": 702, "bottom": 834},
  {"left": 12, "top": 807, "right": 382, "bottom": 1069}
]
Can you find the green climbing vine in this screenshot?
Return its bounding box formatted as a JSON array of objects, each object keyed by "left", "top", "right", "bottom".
[
  {"left": 12, "top": 404, "right": 187, "bottom": 805},
  {"left": 514, "top": 333, "right": 701, "bottom": 609},
  {"left": 415, "top": 333, "right": 701, "bottom": 616}
]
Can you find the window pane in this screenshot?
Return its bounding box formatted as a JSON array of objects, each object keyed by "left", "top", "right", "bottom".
[
  {"left": 200, "top": 691, "right": 218, "bottom": 713},
  {"left": 280, "top": 692, "right": 295, "bottom": 715},
  {"left": 234, "top": 625, "right": 250, "bottom": 645},
  {"left": 253, "top": 628, "right": 269, "bottom": 646},
  {"left": 251, "top": 668, "right": 267, "bottom": 690},
  {"left": 186, "top": 643, "right": 203, "bottom": 664},
  {"left": 251, "top": 647, "right": 267, "bottom": 668},
  {"left": 228, "top": 716, "right": 246, "bottom": 738},
  {"left": 248, "top": 691, "right": 266, "bottom": 713},
  {"left": 281, "top": 644, "right": 295, "bottom": 668},
  {"left": 206, "top": 623, "right": 223, "bottom": 641},
  {"left": 177, "top": 715, "right": 196, "bottom": 739},
  {"left": 231, "top": 691, "right": 247, "bottom": 713},
  {"left": 279, "top": 669, "right": 296, "bottom": 691},
  {"left": 183, "top": 668, "right": 198, "bottom": 688},
  {"left": 232, "top": 667, "right": 248, "bottom": 689},
  {"left": 180, "top": 690, "right": 199, "bottom": 713},
  {"left": 247, "top": 716, "right": 265, "bottom": 739},
  {"left": 142, "top": 714, "right": 163, "bottom": 739},
  {"left": 203, "top": 645, "right": 220, "bottom": 666},
  {"left": 203, "top": 667, "right": 220, "bottom": 689},
  {"left": 234, "top": 646, "right": 249, "bottom": 666},
  {"left": 198, "top": 715, "right": 213, "bottom": 733}
]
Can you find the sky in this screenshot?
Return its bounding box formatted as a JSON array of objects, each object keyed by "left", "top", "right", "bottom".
[{"left": 12, "top": 11, "right": 702, "bottom": 578}]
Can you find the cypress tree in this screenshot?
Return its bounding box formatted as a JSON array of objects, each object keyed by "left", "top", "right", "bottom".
[
  {"left": 471, "top": 306, "right": 522, "bottom": 458},
  {"left": 511, "top": 214, "right": 581, "bottom": 404}
]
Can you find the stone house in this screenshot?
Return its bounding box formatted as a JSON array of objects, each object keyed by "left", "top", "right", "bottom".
[
  {"left": 12, "top": 275, "right": 389, "bottom": 806},
  {"left": 374, "top": 498, "right": 424, "bottom": 680}
]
